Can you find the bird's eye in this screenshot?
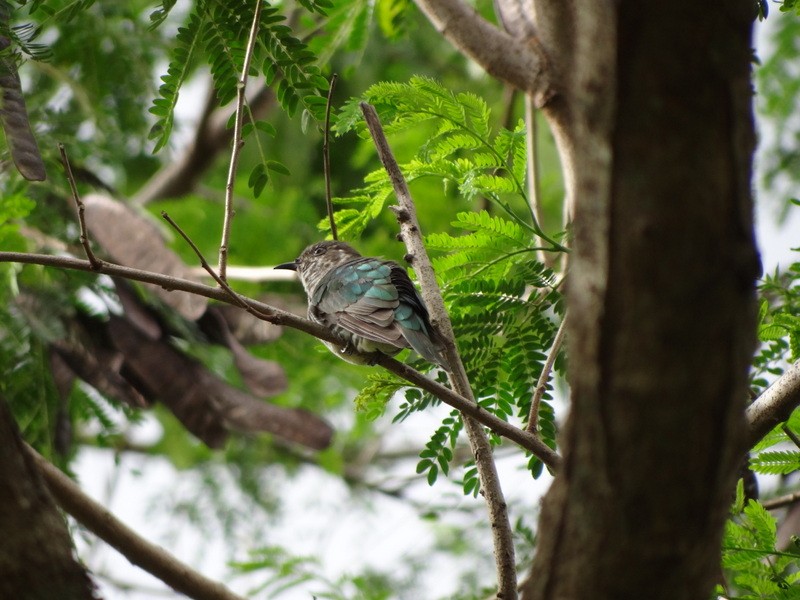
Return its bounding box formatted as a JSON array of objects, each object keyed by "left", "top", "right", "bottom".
[{"left": 313, "top": 246, "right": 326, "bottom": 256}]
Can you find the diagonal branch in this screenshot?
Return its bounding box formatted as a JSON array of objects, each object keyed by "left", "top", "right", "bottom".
[
  {"left": 527, "top": 312, "right": 567, "bottom": 434},
  {"left": 0, "top": 251, "right": 561, "bottom": 469},
  {"left": 360, "top": 101, "right": 519, "bottom": 600},
  {"left": 59, "top": 143, "right": 101, "bottom": 269},
  {"left": 414, "top": 0, "right": 554, "bottom": 107},
  {"left": 747, "top": 360, "right": 800, "bottom": 447},
  {"left": 25, "top": 444, "right": 246, "bottom": 600}
]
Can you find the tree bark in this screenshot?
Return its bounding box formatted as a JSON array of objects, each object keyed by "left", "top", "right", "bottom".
[
  {"left": 0, "top": 397, "right": 99, "bottom": 600},
  {"left": 524, "top": 3, "right": 759, "bottom": 599}
]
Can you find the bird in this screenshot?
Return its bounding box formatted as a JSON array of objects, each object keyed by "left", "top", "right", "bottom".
[{"left": 275, "top": 241, "right": 448, "bottom": 370}]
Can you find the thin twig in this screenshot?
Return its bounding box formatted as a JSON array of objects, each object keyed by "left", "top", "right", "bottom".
[
  {"left": 25, "top": 444, "right": 246, "bottom": 600},
  {"left": 359, "top": 101, "right": 519, "bottom": 600},
  {"left": 58, "top": 143, "right": 101, "bottom": 269},
  {"left": 162, "top": 212, "right": 272, "bottom": 320},
  {"left": 219, "top": 0, "right": 263, "bottom": 281},
  {"left": 525, "top": 94, "right": 550, "bottom": 266},
  {"left": 527, "top": 313, "right": 567, "bottom": 435},
  {"left": 0, "top": 250, "right": 561, "bottom": 467},
  {"left": 783, "top": 424, "right": 800, "bottom": 451},
  {"left": 763, "top": 490, "right": 800, "bottom": 511},
  {"left": 164, "top": 211, "right": 246, "bottom": 309},
  {"left": 323, "top": 73, "right": 338, "bottom": 240},
  {"left": 161, "top": 210, "right": 282, "bottom": 332}
]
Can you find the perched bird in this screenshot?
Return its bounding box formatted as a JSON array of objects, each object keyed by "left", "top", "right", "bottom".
[{"left": 276, "top": 241, "right": 448, "bottom": 369}]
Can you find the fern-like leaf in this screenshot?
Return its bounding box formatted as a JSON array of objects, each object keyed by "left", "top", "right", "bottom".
[
  {"left": 353, "top": 372, "right": 405, "bottom": 421},
  {"left": 750, "top": 450, "right": 800, "bottom": 474},
  {"left": 149, "top": 9, "right": 208, "bottom": 152}
]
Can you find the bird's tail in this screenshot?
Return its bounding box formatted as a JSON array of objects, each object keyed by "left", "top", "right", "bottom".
[{"left": 403, "top": 328, "right": 450, "bottom": 371}]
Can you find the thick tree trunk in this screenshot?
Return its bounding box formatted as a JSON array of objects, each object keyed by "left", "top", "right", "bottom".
[
  {"left": 0, "top": 398, "right": 99, "bottom": 600},
  {"left": 524, "top": 3, "right": 759, "bottom": 599}
]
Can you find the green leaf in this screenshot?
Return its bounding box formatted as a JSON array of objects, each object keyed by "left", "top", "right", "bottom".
[
  {"left": 149, "top": 10, "right": 209, "bottom": 152},
  {"left": 750, "top": 450, "right": 800, "bottom": 474},
  {"left": 266, "top": 160, "right": 290, "bottom": 176},
  {"left": 248, "top": 163, "right": 269, "bottom": 198}
]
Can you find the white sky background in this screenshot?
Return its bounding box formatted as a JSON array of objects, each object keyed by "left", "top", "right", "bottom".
[
  {"left": 75, "top": 407, "right": 554, "bottom": 598},
  {"left": 70, "top": 15, "right": 800, "bottom": 600}
]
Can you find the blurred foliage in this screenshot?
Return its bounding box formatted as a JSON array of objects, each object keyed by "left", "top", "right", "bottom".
[
  {"left": 1, "top": 0, "right": 800, "bottom": 598},
  {"left": 757, "top": 13, "right": 800, "bottom": 219},
  {"left": 718, "top": 481, "right": 800, "bottom": 598},
  {"left": 0, "top": 0, "right": 561, "bottom": 596}
]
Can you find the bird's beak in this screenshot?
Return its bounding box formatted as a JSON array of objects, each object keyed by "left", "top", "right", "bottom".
[{"left": 274, "top": 260, "right": 298, "bottom": 271}]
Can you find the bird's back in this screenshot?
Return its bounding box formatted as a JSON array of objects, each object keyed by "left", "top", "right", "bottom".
[{"left": 310, "top": 257, "right": 446, "bottom": 368}]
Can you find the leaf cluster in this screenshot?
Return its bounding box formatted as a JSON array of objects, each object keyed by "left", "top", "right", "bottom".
[
  {"left": 720, "top": 482, "right": 800, "bottom": 599},
  {"left": 148, "top": 0, "right": 331, "bottom": 154},
  {"left": 329, "top": 76, "right": 551, "bottom": 243},
  {"left": 728, "top": 253, "right": 800, "bottom": 596},
  {"left": 752, "top": 261, "right": 800, "bottom": 396},
  {"left": 335, "top": 77, "right": 566, "bottom": 486}
]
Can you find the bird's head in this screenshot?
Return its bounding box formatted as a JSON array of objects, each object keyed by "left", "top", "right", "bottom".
[{"left": 275, "top": 241, "right": 362, "bottom": 295}]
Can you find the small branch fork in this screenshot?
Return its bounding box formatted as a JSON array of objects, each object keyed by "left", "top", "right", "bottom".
[
  {"left": 359, "top": 101, "right": 519, "bottom": 600},
  {"left": 218, "top": 0, "right": 263, "bottom": 281},
  {"left": 58, "top": 143, "right": 101, "bottom": 270}
]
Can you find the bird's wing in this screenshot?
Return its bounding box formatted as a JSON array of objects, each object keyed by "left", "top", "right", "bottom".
[
  {"left": 389, "top": 265, "right": 446, "bottom": 367},
  {"left": 312, "top": 258, "right": 407, "bottom": 347}
]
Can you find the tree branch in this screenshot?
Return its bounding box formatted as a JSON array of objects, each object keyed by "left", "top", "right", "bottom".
[
  {"left": 360, "top": 101, "right": 519, "bottom": 600},
  {"left": 0, "top": 251, "right": 560, "bottom": 468},
  {"left": 375, "top": 355, "right": 560, "bottom": 468},
  {"left": 413, "top": 0, "right": 554, "bottom": 107},
  {"left": 527, "top": 313, "right": 567, "bottom": 435},
  {"left": 763, "top": 490, "right": 800, "bottom": 511},
  {"left": 492, "top": 0, "right": 555, "bottom": 266},
  {"left": 59, "top": 143, "right": 101, "bottom": 269},
  {"left": 162, "top": 211, "right": 255, "bottom": 315},
  {"left": 25, "top": 444, "right": 246, "bottom": 600},
  {"left": 747, "top": 360, "right": 800, "bottom": 447},
  {"left": 219, "top": 0, "right": 263, "bottom": 281}
]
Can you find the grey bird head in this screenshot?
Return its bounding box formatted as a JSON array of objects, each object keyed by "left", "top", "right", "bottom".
[{"left": 275, "top": 241, "right": 361, "bottom": 296}]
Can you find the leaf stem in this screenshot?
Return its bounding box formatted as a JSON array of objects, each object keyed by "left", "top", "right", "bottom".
[
  {"left": 323, "top": 73, "right": 338, "bottom": 240},
  {"left": 528, "top": 313, "right": 567, "bottom": 435}
]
